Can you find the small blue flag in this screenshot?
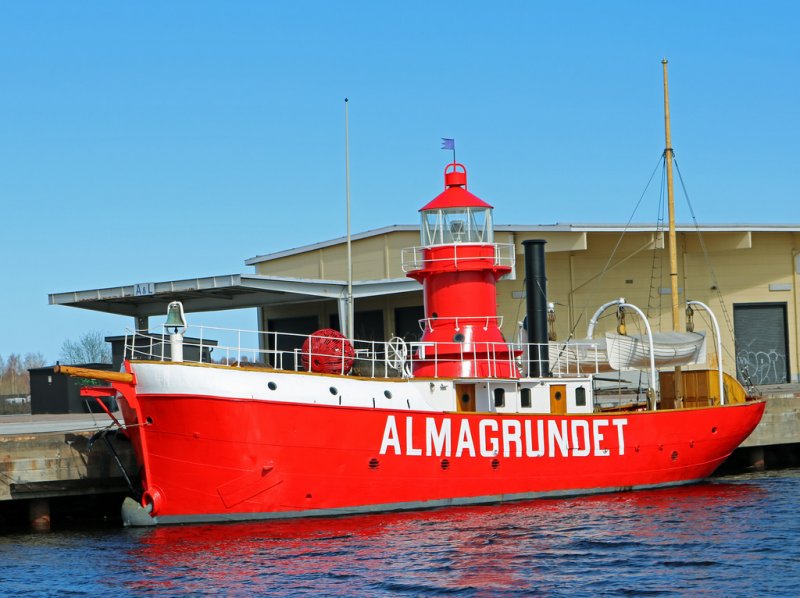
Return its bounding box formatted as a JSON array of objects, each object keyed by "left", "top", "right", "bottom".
[{"left": 441, "top": 138, "right": 455, "bottom": 150}]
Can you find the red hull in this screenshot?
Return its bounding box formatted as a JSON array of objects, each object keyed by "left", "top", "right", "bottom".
[{"left": 117, "top": 387, "right": 764, "bottom": 524}]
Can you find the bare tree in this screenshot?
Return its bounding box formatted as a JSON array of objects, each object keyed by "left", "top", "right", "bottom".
[
  {"left": 23, "top": 352, "right": 46, "bottom": 370},
  {"left": 59, "top": 331, "right": 112, "bottom": 365},
  {"left": 0, "top": 354, "right": 21, "bottom": 395},
  {"left": 0, "top": 351, "right": 46, "bottom": 397}
]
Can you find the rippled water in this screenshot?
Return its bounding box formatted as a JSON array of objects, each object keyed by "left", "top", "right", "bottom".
[{"left": 2, "top": 469, "right": 799, "bottom": 596}]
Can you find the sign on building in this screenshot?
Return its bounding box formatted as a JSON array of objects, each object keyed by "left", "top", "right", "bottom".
[{"left": 134, "top": 282, "right": 155, "bottom": 296}]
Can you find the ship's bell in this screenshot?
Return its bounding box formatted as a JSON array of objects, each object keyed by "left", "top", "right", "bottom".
[{"left": 164, "top": 301, "right": 187, "bottom": 332}]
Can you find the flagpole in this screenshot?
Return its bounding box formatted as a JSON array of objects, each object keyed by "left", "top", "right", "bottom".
[{"left": 345, "top": 98, "right": 354, "bottom": 341}]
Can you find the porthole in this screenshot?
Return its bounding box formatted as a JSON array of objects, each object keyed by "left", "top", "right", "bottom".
[
  {"left": 384, "top": 390, "right": 392, "bottom": 399},
  {"left": 145, "top": 416, "right": 153, "bottom": 425},
  {"left": 554, "top": 391, "right": 562, "bottom": 401},
  {"left": 454, "top": 333, "right": 465, "bottom": 342},
  {"left": 441, "top": 459, "right": 450, "bottom": 470},
  {"left": 329, "top": 387, "right": 338, "bottom": 395},
  {"left": 368, "top": 458, "right": 380, "bottom": 470},
  {"left": 268, "top": 381, "right": 277, "bottom": 391},
  {"left": 431, "top": 312, "right": 438, "bottom": 320},
  {"left": 491, "top": 459, "right": 500, "bottom": 469}
]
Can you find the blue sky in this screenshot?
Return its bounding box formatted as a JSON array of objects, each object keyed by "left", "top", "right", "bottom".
[{"left": 1, "top": 1, "right": 797, "bottom": 362}]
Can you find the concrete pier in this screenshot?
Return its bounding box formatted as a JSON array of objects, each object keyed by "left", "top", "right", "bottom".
[
  {"left": 730, "top": 383, "right": 800, "bottom": 471},
  {"left": 0, "top": 413, "right": 136, "bottom": 530},
  {"left": 741, "top": 384, "right": 800, "bottom": 448}
]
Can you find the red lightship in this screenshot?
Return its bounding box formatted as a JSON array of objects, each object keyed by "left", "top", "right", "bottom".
[{"left": 60, "top": 162, "right": 764, "bottom": 526}]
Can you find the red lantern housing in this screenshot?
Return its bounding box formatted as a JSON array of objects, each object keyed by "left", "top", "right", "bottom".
[{"left": 403, "top": 164, "right": 519, "bottom": 378}]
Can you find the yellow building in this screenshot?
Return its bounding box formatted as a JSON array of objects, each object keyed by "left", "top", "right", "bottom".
[
  {"left": 246, "top": 223, "right": 800, "bottom": 386},
  {"left": 51, "top": 220, "right": 800, "bottom": 387}
]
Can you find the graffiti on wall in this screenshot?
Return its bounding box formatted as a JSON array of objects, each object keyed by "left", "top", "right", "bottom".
[{"left": 736, "top": 346, "right": 787, "bottom": 386}]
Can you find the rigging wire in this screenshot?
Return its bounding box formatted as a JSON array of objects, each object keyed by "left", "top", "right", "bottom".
[
  {"left": 673, "top": 158, "right": 737, "bottom": 362},
  {"left": 596, "top": 155, "right": 664, "bottom": 283},
  {"left": 512, "top": 277, "right": 526, "bottom": 343},
  {"left": 646, "top": 159, "right": 667, "bottom": 325},
  {"left": 514, "top": 274, "right": 588, "bottom": 376}
]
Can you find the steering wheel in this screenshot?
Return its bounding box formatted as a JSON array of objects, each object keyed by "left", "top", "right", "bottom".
[{"left": 386, "top": 337, "right": 409, "bottom": 371}]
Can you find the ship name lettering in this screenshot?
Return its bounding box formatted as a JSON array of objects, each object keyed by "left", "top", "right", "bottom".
[{"left": 379, "top": 415, "right": 628, "bottom": 459}]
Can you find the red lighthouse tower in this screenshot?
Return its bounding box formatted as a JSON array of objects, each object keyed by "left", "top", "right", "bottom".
[{"left": 403, "top": 163, "right": 519, "bottom": 378}]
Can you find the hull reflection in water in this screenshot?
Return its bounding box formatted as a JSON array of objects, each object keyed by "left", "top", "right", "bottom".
[{"left": 124, "top": 473, "right": 797, "bottom": 596}]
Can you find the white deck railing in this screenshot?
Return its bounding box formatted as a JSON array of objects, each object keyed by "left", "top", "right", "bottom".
[
  {"left": 123, "top": 325, "right": 609, "bottom": 379},
  {"left": 401, "top": 243, "right": 515, "bottom": 273}
]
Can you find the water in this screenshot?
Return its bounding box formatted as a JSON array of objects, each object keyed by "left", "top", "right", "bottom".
[{"left": 2, "top": 469, "right": 799, "bottom": 596}]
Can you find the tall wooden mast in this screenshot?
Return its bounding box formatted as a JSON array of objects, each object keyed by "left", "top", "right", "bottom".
[{"left": 662, "top": 58, "right": 683, "bottom": 403}]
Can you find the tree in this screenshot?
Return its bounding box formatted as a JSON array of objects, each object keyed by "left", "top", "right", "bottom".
[
  {"left": 0, "top": 351, "right": 46, "bottom": 398},
  {"left": 59, "top": 331, "right": 112, "bottom": 365},
  {"left": 22, "top": 352, "right": 46, "bottom": 370}
]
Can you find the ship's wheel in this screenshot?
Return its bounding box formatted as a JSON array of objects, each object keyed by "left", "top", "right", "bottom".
[{"left": 386, "top": 336, "right": 408, "bottom": 371}]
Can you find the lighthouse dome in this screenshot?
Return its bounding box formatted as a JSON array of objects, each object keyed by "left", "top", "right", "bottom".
[{"left": 419, "top": 164, "right": 494, "bottom": 246}]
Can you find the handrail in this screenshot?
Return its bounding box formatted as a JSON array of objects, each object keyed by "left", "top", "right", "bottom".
[
  {"left": 401, "top": 243, "right": 515, "bottom": 272},
  {"left": 418, "top": 315, "right": 504, "bottom": 333},
  {"left": 120, "top": 325, "right": 642, "bottom": 381}
]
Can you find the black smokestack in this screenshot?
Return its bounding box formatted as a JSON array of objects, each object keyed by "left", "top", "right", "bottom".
[{"left": 523, "top": 239, "right": 549, "bottom": 377}]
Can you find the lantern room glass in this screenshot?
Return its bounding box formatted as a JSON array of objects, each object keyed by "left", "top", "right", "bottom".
[{"left": 421, "top": 207, "right": 493, "bottom": 246}]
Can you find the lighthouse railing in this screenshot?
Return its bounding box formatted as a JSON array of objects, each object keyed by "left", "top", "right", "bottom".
[
  {"left": 401, "top": 243, "right": 515, "bottom": 272},
  {"left": 418, "top": 315, "right": 504, "bottom": 333}
]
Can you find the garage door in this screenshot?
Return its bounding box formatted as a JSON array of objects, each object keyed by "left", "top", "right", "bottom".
[{"left": 734, "top": 303, "right": 789, "bottom": 386}]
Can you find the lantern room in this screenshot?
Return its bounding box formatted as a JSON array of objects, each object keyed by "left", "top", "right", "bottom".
[{"left": 419, "top": 164, "right": 494, "bottom": 246}]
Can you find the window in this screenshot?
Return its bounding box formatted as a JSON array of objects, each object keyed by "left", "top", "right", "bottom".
[
  {"left": 420, "top": 207, "right": 494, "bottom": 245},
  {"left": 521, "top": 387, "right": 531, "bottom": 408},
  {"left": 493, "top": 387, "right": 505, "bottom": 408},
  {"left": 575, "top": 386, "right": 586, "bottom": 407}
]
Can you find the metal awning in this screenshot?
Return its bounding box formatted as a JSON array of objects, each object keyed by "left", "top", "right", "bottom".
[{"left": 49, "top": 274, "right": 419, "bottom": 318}]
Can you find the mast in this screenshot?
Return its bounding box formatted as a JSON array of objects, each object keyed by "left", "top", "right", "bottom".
[
  {"left": 662, "top": 58, "right": 683, "bottom": 404},
  {"left": 344, "top": 98, "right": 354, "bottom": 340}
]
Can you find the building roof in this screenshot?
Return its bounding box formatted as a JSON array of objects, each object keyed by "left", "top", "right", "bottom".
[
  {"left": 245, "top": 225, "right": 419, "bottom": 265},
  {"left": 49, "top": 274, "right": 419, "bottom": 318},
  {"left": 245, "top": 222, "right": 800, "bottom": 265}
]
